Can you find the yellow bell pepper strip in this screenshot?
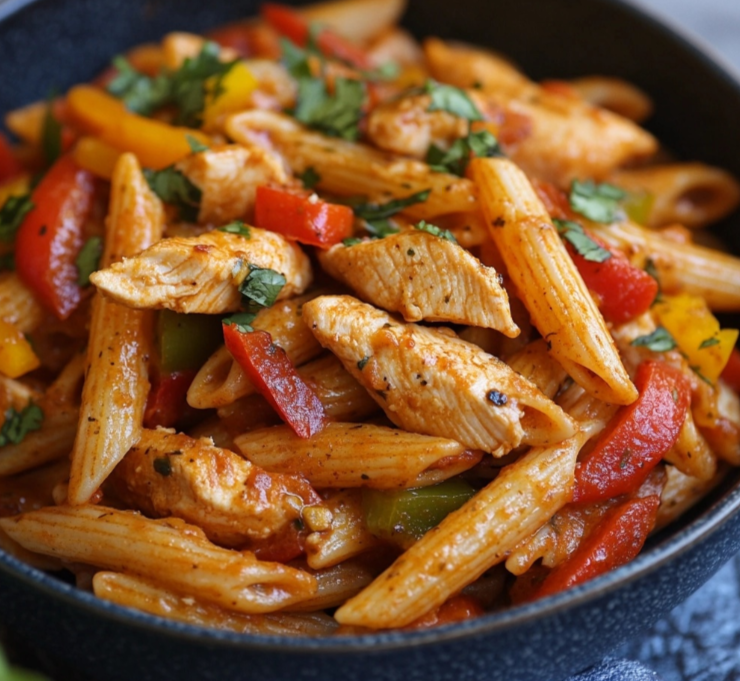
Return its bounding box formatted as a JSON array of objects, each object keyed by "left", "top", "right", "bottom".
[
  {"left": 0, "top": 318, "right": 40, "bottom": 378},
  {"left": 202, "top": 61, "right": 257, "bottom": 131},
  {"left": 653, "top": 293, "right": 739, "bottom": 384},
  {"left": 66, "top": 86, "right": 209, "bottom": 170},
  {"left": 73, "top": 137, "right": 122, "bottom": 180}
]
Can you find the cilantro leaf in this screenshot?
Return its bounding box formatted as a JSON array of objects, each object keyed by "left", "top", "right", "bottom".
[
  {"left": 219, "top": 220, "right": 251, "bottom": 238},
  {"left": 0, "top": 194, "right": 34, "bottom": 243},
  {"left": 106, "top": 56, "right": 172, "bottom": 115},
  {"left": 644, "top": 257, "right": 662, "bottom": 303},
  {"left": 569, "top": 179, "right": 627, "bottom": 223},
  {"left": 76, "top": 236, "right": 103, "bottom": 286},
  {"left": 554, "top": 219, "right": 612, "bottom": 263},
  {"left": 353, "top": 190, "right": 431, "bottom": 222},
  {"left": 342, "top": 237, "right": 363, "bottom": 246},
  {"left": 414, "top": 220, "right": 457, "bottom": 243},
  {"left": 143, "top": 167, "right": 202, "bottom": 222},
  {"left": 41, "top": 98, "right": 62, "bottom": 168},
  {"left": 239, "top": 265, "right": 286, "bottom": 314},
  {"left": 186, "top": 135, "right": 209, "bottom": 154},
  {"left": 294, "top": 76, "right": 365, "bottom": 141},
  {"left": 170, "top": 42, "right": 239, "bottom": 127},
  {"left": 223, "top": 311, "right": 257, "bottom": 333},
  {"left": 425, "top": 80, "right": 482, "bottom": 121},
  {"left": 0, "top": 403, "right": 43, "bottom": 447},
  {"left": 365, "top": 219, "right": 399, "bottom": 238},
  {"left": 631, "top": 326, "right": 677, "bottom": 353},
  {"left": 426, "top": 129, "right": 502, "bottom": 176},
  {"left": 699, "top": 337, "right": 720, "bottom": 349},
  {"left": 299, "top": 166, "right": 321, "bottom": 189}
]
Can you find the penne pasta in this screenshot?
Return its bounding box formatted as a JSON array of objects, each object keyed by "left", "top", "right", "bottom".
[
  {"left": 568, "top": 76, "right": 653, "bottom": 123},
  {"left": 0, "top": 272, "right": 46, "bottom": 333},
  {"left": 470, "top": 157, "right": 637, "bottom": 405}
]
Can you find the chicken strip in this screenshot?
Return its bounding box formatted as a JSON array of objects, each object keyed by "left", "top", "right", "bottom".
[
  {"left": 318, "top": 231, "right": 518, "bottom": 335},
  {"left": 89, "top": 228, "right": 311, "bottom": 313},
  {"left": 176, "top": 144, "right": 288, "bottom": 225},
  {"left": 302, "top": 296, "right": 576, "bottom": 455},
  {"left": 112, "top": 428, "right": 322, "bottom": 549}
]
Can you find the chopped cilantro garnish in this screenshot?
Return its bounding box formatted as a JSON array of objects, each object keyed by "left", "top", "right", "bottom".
[
  {"left": 353, "top": 190, "right": 431, "bottom": 222},
  {"left": 76, "top": 236, "right": 103, "bottom": 286},
  {"left": 427, "top": 129, "right": 502, "bottom": 176},
  {"left": 0, "top": 403, "right": 43, "bottom": 447},
  {"left": 239, "top": 265, "right": 286, "bottom": 314},
  {"left": 299, "top": 166, "right": 321, "bottom": 189},
  {"left": 153, "top": 457, "right": 172, "bottom": 477},
  {"left": 364, "top": 219, "right": 400, "bottom": 238},
  {"left": 107, "top": 42, "right": 238, "bottom": 127},
  {"left": 186, "top": 135, "right": 209, "bottom": 154},
  {"left": 41, "top": 97, "right": 62, "bottom": 168},
  {"left": 554, "top": 219, "right": 611, "bottom": 263},
  {"left": 569, "top": 179, "right": 627, "bottom": 224},
  {"left": 699, "top": 337, "right": 721, "bottom": 349},
  {"left": 219, "top": 220, "right": 251, "bottom": 238},
  {"left": 425, "top": 80, "right": 482, "bottom": 121},
  {"left": 631, "top": 326, "right": 677, "bottom": 353},
  {"left": 414, "top": 220, "right": 457, "bottom": 243},
  {"left": 343, "top": 237, "right": 363, "bottom": 246},
  {"left": 357, "top": 356, "right": 370, "bottom": 370},
  {"left": 644, "top": 257, "right": 662, "bottom": 303},
  {"left": 294, "top": 76, "right": 365, "bottom": 141},
  {"left": 143, "top": 167, "right": 202, "bottom": 222},
  {"left": 107, "top": 55, "right": 172, "bottom": 115},
  {"left": 0, "top": 194, "right": 34, "bottom": 243},
  {"left": 223, "top": 311, "right": 257, "bottom": 333}
]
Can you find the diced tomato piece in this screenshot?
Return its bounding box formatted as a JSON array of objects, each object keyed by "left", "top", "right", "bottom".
[
  {"left": 222, "top": 325, "right": 327, "bottom": 438},
  {"left": 574, "top": 360, "right": 690, "bottom": 503},
  {"left": 262, "top": 3, "right": 372, "bottom": 69},
  {"left": 530, "top": 494, "right": 660, "bottom": 599},
  {"left": 254, "top": 185, "right": 354, "bottom": 248},
  {"left": 15, "top": 154, "right": 95, "bottom": 320}
]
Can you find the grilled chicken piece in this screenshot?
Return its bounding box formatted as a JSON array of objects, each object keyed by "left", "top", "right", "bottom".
[
  {"left": 89, "top": 228, "right": 311, "bottom": 314},
  {"left": 112, "top": 428, "right": 322, "bottom": 548},
  {"left": 176, "top": 144, "right": 288, "bottom": 225},
  {"left": 317, "top": 231, "right": 519, "bottom": 335},
  {"left": 302, "top": 296, "right": 576, "bottom": 456}
]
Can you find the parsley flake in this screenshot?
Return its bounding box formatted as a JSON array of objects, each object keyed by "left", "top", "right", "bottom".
[
  {"left": 631, "top": 326, "right": 677, "bottom": 353},
  {"left": 186, "top": 135, "right": 209, "bottom": 154},
  {"left": 427, "top": 129, "right": 502, "bottom": 176},
  {"left": 425, "top": 80, "right": 483, "bottom": 121},
  {"left": 554, "top": 219, "right": 611, "bottom": 263},
  {"left": 569, "top": 180, "right": 627, "bottom": 223},
  {"left": 223, "top": 311, "right": 257, "bottom": 333},
  {"left": 357, "top": 356, "right": 370, "bottom": 370},
  {"left": 239, "top": 265, "right": 286, "bottom": 314},
  {"left": 299, "top": 166, "right": 321, "bottom": 189},
  {"left": 353, "top": 190, "right": 431, "bottom": 222},
  {"left": 153, "top": 457, "right": 172, "bottom": 477},
  {"left": 0, "top": 403, "right": 43, "bottom": 447},
  {"left": 219, "top": 220, "right": 251, "bottom": 238},
  {"left": 107, "top": 56, "right": 172, "bottom": 115},
  {"left": 0, "top": 194, "right": 34, "bottom": 243},
  {"left": 76, "top": 236, "right": 103, "bottom": 286},
  {"left": 144, "top": 167, "right": 202, "bottom": 222},
  {"left": 342, "top": 237, "right": 363, "bottom": 246},
  {"left": 41, "top": 97, "right": 62, "bottom": 168},
  {"left": 699, "top": 337, "right": 721, "bottom": 349},
  {"left": 294, "top": 76, "right": 365, "bottom": 141},
  {"left": 414, "top": 220, "right": 457, "bottom": 243},
  {"left": 644, "top": 257, "right": 663, "bottom": 303}
]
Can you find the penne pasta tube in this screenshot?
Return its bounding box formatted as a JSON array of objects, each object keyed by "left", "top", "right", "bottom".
[
  {"left": 655, "top": 464, "right": 726, "bottom": 531},
  {"left": 590, "top": 220, "right": 740, "bottom": 311},
  {"left": 235, "top": 422, "right": 482, "bottom": 489},
  {"left": 68, "top": 154, "right": 164, "bottom": 505},
  {"left": 610, "top": 163, "right": 740, "bottom": 229},
  {"left": 0, "top": 271, "right": 45, "bottom": 333},
  {"left": 0, "top": 525, "right": 63, "bottom": 572},
  {"left": 300, "top": 0, "right": 407, "bottom": 44},
  {"left": 470, "top": 157, "right": 637, "bottom": 405},
  {"left": 93, "top": 572, "right": 338, "bottom": 636},
  {"left": 568, "top": 76, "right": 653, "bottom": 123},
  {"left": 305, "top": 489, "right": 383, "bottom": 570},
  {"left": 334, "top": 430, "right": 586, "bottom": 628},
  {"left": 303, "top": 295, "right": 577, "bottom": 455},
  {"left": 506, "top": 339, "right": 568, "bottom": 399},
  {"left": 187, "top": 291, "right": 324, "bottom": 409},
  {"left": 0, "top": 505, "right": 316, "bottom": 613},
  {"left": 663, "top": 410, "right": 717, "bottom": 482},
  {"left": 225, "top": 110, "right": 478, "bottom": 218}
]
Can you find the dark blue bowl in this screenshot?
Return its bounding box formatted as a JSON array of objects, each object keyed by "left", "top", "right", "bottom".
[{"left": 2, "top": 1, "right": 740, "bottom": 680}]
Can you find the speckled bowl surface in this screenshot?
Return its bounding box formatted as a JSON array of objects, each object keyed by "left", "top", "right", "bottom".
[{"left": 2, "top": 1, "right": 740, "bottom": 680}]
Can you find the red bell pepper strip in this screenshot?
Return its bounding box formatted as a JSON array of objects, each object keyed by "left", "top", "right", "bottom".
[
  {"left": 14, "top": 154, "right": 95, "bottom": 320},
  {"left": 574, "top": 360, "right": 690, "bottom": 504},
  {"left": 222, "top": 324, "right": 327, "bottom": 438},
  {"left": 720, "top": 347, "right": 740, "bottom": 394},
  {"left": 254, "top": 185, "right": 354, "bottom": 248},
  {"left": 262, "top": 2, "right": 373, "bottom": 69},
  {"left": 568, "top": 235, "right": 659, "bottom": 325},
  {"left": 143, "top": 370, "right": 197, "bottom": 429},
  {"left": 530, "top": 494, "right": 660, "bottom": 600},
  {"left": 0, "top": 133, "right": 22, "bottom": 184}
]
